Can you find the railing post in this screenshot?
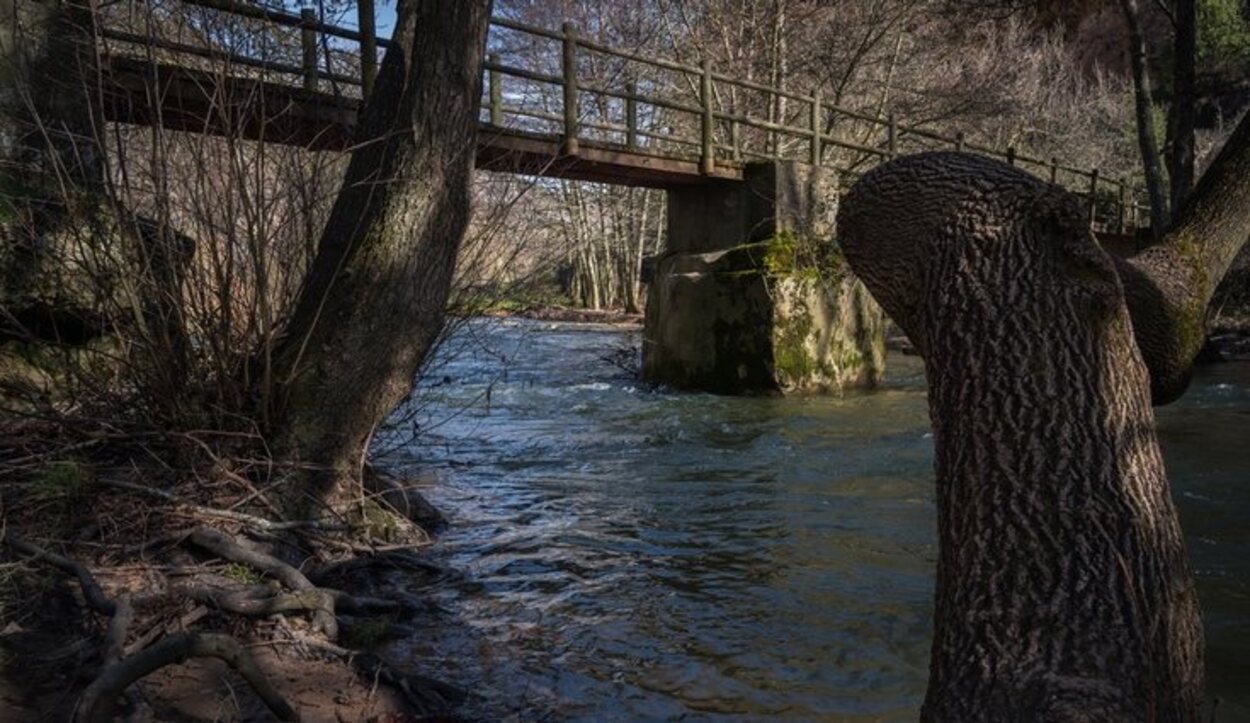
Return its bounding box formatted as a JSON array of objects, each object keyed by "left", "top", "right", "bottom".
[
  {"left": 488, "top": 53, "right": 502, "bottom": 126},
  {"left": 1088, "top": 168, "right": 1100, "bottom": 228},
  {"left": 955, "top": 132, "right": 965, "bottom": 152},
  {"left": 809, "top": 89, "right": 822, "bottom": 166},
  {"left": 625, "top": 78, "right": 638, "bottom": 152},
  {"left": 1006, "top": 146, "right": 1016, "bottom": 166},
  {"left": 357, "top": 0, "right": 376, "bottom": 98},
  {"left": 730, "top": 119, "right": 741, "bottom": 161},
  {"left": 887, "top": 113, "right": 897, "bottom": 158},
  {"left": 1049, "top": 157, "right": 1059, "bottom": 184},
  {"left": 300, "top": 8, "right": 317, "bottom": 93},
  {"left": 700, "top": 59, "right": 714, "bottom": 175},
  {"left": 562, "top": 22, "right": 579, "bottom": 156},
  {"left": 1117, "top": 179, "right": 1128, "bottom": 234}
]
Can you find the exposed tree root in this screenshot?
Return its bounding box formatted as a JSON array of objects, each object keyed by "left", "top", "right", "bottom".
[
  {"left": 102, "top": 594, "right": 133, "bottom": 665},
  {"left": 3, "top": 459, "right": 452, "bottom": 721},
  {"left": 184, "top": 527, "right": 338, "bottom": 638},
  {"left": 4, "top": 532, "right": 117, "bottom": 615},
  {"left": 76, "top": 632, "right": 299, "bottom": 723},
  {"left": 98, "top": 478, "right": 347, "bottom": 533},
  {"left": 179, "top": 583, "right": 402, "bottom": 619}
]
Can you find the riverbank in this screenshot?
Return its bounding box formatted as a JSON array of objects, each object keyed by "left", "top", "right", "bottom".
[
  {"left": 1202, "top": 319, "right": 1250, "bottom": 361},
  {"left": 0, "top": 419, "right": 460, "bottom": 722},
  {"left": 481, "top": 304, "right": 642, "bottom": 326},
  {"left": 5, "top": 317, "right": 1250, "bottom": 721}
]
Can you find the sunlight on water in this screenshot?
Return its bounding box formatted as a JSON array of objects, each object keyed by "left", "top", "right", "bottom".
[{"left": 376, "top": 318, "right": 1250, "bottom": 721}]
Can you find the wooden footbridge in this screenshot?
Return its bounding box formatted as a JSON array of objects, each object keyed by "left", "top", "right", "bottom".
[{"left": 94, "top": 0, "right": 1145, "bottom": 230}]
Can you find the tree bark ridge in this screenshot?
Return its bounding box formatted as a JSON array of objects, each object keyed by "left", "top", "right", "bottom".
[{"left": 838, "top": 152, "right": 1204, "bottom": 721}]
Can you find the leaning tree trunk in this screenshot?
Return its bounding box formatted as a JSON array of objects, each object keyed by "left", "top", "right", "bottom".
[
  {"left": 272, "top": 0, "right": 493, "bottom": 509},
  {"left": 837, "top": 111, "right": 1250, "bottom": 720},
  {"left": 1120, "top": 0, "right": 1171, "bottom": 236},
  {"left": 839, "top": 153, "right": 1204, "bottom": 721}
]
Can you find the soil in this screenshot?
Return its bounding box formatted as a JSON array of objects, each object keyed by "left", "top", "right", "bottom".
[{"left": 0, "top": 423, "right": 462, "bottom": 723}]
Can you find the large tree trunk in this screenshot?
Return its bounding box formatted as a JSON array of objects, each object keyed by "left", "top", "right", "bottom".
[
  {"left": 839, "top": 151, "right": 1204, "bottom": 721},
  {"left": 272, "top": 0, "right": 492, "bottom": 508},
  {"left": 838, "top": 111, "right": 1250, "bottom": 719}
]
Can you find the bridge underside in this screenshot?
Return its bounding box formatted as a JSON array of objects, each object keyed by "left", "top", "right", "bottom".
[{"left": 100, "top": 56, "right": 742, "bottom": 188}]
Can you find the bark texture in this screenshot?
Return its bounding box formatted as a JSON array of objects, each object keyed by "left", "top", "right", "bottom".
[
  {"left": 1123, "top": 111, "right": 1250, "bottom": 403},
  {"left": 272, "top": 1, "right": 492, "bottom": 507},
  {"left": 839, "top": 152, "right": 1204, "bottom": 721}
]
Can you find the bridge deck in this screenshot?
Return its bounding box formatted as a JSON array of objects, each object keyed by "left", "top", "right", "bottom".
[{"left": 101, "top": 56, "right": 742, "bottom": 188}]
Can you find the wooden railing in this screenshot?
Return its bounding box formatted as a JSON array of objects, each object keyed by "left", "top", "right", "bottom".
[{"left": 95, "top": 0, "right": 1147, "bottom": 232}]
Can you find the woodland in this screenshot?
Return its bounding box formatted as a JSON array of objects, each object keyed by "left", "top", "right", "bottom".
[{"left": 1, "top": 0, "right": 1249, "bottom": 721}]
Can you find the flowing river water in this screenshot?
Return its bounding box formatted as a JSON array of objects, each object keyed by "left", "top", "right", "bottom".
[{"left": 377, "top": 318, "right": 1250, "bottom": 721}]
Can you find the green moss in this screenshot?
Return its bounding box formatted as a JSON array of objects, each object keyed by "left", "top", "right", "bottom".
[
  {"left": 1170, "top": 232, "right": 1214, "bottom": 357},
  {"left": 30, "top": 460, "right": 92, "bottom": 504},
  {"left": 763, "top": 231, "right": 799, "bottom": 274},
  {"left": 773, "top": 297, "right": 815, "bottom": 383},
  {"left": 757, "top": 229, "right": 846, "bottom": 281},
  {"left": 222, "top": 562, "right": 262, "bottom": 585},
  {"left": 356, "top": 498, "right": 402, "bottom": 542}
]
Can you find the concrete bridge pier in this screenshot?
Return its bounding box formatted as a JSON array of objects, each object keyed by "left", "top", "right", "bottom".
[{"left": 642, "top": 161, "right": 886, "bottom": 395}]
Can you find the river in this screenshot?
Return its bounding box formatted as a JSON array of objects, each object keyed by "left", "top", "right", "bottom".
[{"left": 376, "top": 318, "right": 1250, "bottom": 722}]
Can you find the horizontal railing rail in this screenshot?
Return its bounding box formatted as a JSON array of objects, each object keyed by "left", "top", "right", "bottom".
[{"left": 94, "top": 0, "right": 1147, "bottom": 232}]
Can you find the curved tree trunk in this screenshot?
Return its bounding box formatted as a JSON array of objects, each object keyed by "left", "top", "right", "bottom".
[
  {"left": 838, "top": 110, "right": 1250, "bottom": 719},
  {"left": 839, "top": 152, "right": 1204, "bottom": 721},
  {"left": 272, "top": 0, "right": 493, "bottom": 510}
]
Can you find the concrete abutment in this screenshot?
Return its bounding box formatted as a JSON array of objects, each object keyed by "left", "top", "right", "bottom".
[{"left": 642, "top": 161, "right": 886, "bottom": 394}]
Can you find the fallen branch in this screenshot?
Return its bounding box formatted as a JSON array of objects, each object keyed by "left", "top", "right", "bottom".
[{"left": 76, "top": 632, "right": 299, "bottom": 723}]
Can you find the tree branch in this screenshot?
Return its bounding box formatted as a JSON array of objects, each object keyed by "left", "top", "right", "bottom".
[{"left": 1124, "top": 110, "right": 1250, "bottom": 403}]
